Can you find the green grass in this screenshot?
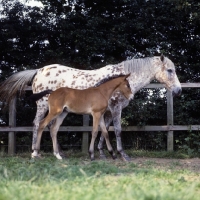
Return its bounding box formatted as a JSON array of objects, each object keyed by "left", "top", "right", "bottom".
[
  {"left": 0, "top": 152, "right": 199, "bottom": 200},
  {"left": 125, "top": 149, "right": 196, "bottom": 159}
]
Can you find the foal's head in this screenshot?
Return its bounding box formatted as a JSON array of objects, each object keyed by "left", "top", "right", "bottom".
[{"left": 116, "top": 74, "right": 133, "bottom": 100}]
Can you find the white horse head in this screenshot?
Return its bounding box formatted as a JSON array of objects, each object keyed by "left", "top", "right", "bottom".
[
  {"left": 154, "top": 55, "right": 182, "bottom": 96},
  {"left": 124, "top": 55, "right": 182, "bottom": 96}
]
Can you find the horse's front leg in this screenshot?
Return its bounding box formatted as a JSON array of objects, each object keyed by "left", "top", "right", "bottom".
[
  {"left": 99, "top": 115, "right": 116, "bottom": 159},
  {"left": 111, "top": 107, "right": 131, "bottom": 162},
  {"left": 98, "top": 111, "right": 113, "bottom": 159}
]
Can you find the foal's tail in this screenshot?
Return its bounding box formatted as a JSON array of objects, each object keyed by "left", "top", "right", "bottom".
[
  {"left": 0, "top": 69, "right": 38, "bottom": 108},
  {"left": 28, "top": 90, "right": 53, "bottom": 102}
]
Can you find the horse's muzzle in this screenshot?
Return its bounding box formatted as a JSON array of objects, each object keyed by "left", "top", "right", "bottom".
[{"left": 172, "top": 87, "right": 182, "bottom": 97}]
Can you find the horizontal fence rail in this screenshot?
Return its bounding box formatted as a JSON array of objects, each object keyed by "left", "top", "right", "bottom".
[
  {"left": 1, "top": 125, "right": 200, "bottom": 132},
  {"left": 1, "top": 82, "right": 200, "bottom": 155}
]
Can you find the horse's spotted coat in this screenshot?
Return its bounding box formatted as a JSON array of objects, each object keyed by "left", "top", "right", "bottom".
[{"left": 32, "top": 64, "right": 124, "bottom": 94}]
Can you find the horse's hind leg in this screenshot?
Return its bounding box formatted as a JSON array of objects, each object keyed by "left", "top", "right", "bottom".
[
  {"left": 32, "top": 105, "right": 48, "bottom": 150},
  {"left": 98, "top": 111, "right": 113, "bottom": 159},
  {"left": 50, "top": 111, "right": 68, "bottom": 160},
  {"left": 99, "top": 115, "right": 116, "bottom": 159}
]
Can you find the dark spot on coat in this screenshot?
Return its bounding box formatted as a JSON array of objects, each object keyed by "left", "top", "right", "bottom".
[
  {"left": 45, "top": 72, "right": 50, "bottom": 76},
  {"left": 37, "top": 83, "right": 43, "bottom": 89}
]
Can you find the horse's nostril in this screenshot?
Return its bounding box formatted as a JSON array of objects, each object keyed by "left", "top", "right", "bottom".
[{"left": 172, "top": 88, "right": 182, "bottom": 97}]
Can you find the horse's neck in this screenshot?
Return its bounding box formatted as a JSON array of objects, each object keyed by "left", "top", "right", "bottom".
[
  {"left": 129, "top": 75, "right": 154, "bottom": 95},
  {"left": 124, "top": 57, "right": 158, "bottom": 94},
  {"left": 98, "top": 78, "right": 122, "bottom": 101}
]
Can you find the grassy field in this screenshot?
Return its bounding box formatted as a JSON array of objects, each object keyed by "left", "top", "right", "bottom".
[{"left": 0, "top": 151, "right": 200, "bottom": 200}]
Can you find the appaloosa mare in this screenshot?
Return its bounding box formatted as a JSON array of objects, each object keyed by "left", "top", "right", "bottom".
[
  {"left": 30, "top": 74, "right": 133, "bottom": 160},
  {"left": 0, "top": 55, "right": 182, "bottom": 161}
]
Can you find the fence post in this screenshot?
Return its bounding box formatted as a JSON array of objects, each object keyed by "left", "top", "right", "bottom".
[
  {"left": 82, "top": 115, "right": 89, "bottom": 153},
  {"left": 167, "top": 90, "right": 173, "bottom": 151},
  {"left": 8, "top": 97, "right": 16, "bottom": 155}
]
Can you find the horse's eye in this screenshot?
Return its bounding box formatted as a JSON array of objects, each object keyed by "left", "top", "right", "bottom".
[{"left": 167, "top": 69, "right": 173, "bottom": 73}]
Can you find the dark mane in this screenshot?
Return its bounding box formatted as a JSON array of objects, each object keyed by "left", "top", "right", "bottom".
[{"left": 94, "top": 74, "right": 125, "bottom": 87}]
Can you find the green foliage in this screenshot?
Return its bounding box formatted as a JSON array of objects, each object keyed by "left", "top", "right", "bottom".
[{"left": 175, "top": 130, "right": 200, "bottom": 156}]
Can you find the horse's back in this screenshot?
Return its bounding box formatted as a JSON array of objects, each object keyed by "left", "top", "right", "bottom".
[{"left": 32, "top": 64, "right": 120, "bottom": 94}]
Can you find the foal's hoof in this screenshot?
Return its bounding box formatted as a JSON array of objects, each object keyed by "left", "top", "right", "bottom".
[{"left": 54, "top": 152, "right": 63, "bottom": 160}]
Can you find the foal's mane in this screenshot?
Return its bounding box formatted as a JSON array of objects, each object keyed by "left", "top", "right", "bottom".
[
  {"left": 123, "top": 57, "right": 152, "bottom": 75},
  {"left": 94, "top": 74, "right": 125, "bottom": 87}
]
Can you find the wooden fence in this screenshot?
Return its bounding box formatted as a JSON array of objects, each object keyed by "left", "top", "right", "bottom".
[{"left": 1, "top": 83, "right": 200, "bottom": 155}]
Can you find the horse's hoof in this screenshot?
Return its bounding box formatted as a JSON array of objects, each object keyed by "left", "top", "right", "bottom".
[
  {"left": 122, "top": 155, "right": 131, "bottom": 162},
  {"left": 112, "top": 154, "right": 117, "bottom": 160},
  {"left": 31, "top": 154, "right": 42, "bottom": 159},
  {"left": 99, "top": 154, "right": 107, "bottom": 160}
]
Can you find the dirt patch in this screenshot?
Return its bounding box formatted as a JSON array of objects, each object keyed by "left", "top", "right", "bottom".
[{"left": 128, "top": 157, "right": 200, "bottom": 173}]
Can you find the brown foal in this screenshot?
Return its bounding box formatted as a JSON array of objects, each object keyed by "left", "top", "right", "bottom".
[{"left": 31, "top": 74, "right": 133, "bottom": 160}]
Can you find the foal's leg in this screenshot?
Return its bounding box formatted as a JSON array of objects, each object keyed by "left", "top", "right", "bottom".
[
  {"left": 47, "top": 119, "right": 64, "bottom": 156},
  {"left": 89, "top": 112, "right": 101, "bottom": 161},
  {"left": 50, "top": 111, "right": 68, "bottom": 160},
  {"left": 98, "top": 111, "right": 113, "bottom": 159},
  {"left": 99, "top": 115, "right": 116, "bottom": 159}
]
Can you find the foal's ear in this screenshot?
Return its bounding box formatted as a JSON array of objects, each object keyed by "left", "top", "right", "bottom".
[
  {"left": 160, "top": 54, "right": 165, "bottom": 62},
  {"left": 124, "top": 73, "right": 131, "bottom": 79}
]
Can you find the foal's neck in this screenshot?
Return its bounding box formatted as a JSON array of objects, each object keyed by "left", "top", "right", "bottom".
[{"left": 98, "top": 78, "right": 123, "bottom": 101}]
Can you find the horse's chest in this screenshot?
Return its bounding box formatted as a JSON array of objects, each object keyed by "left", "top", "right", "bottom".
[{"left": 109, "top": 92, "right": 129, "bottom": 110}]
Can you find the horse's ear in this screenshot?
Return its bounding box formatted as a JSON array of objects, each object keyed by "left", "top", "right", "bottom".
[{"left": 160, "top": 54, "right": 165, "bottom": 62}]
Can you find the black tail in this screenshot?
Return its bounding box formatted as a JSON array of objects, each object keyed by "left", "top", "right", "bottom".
[{"left": 29, "top": 90, "right": 53, "bottom": 102}]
